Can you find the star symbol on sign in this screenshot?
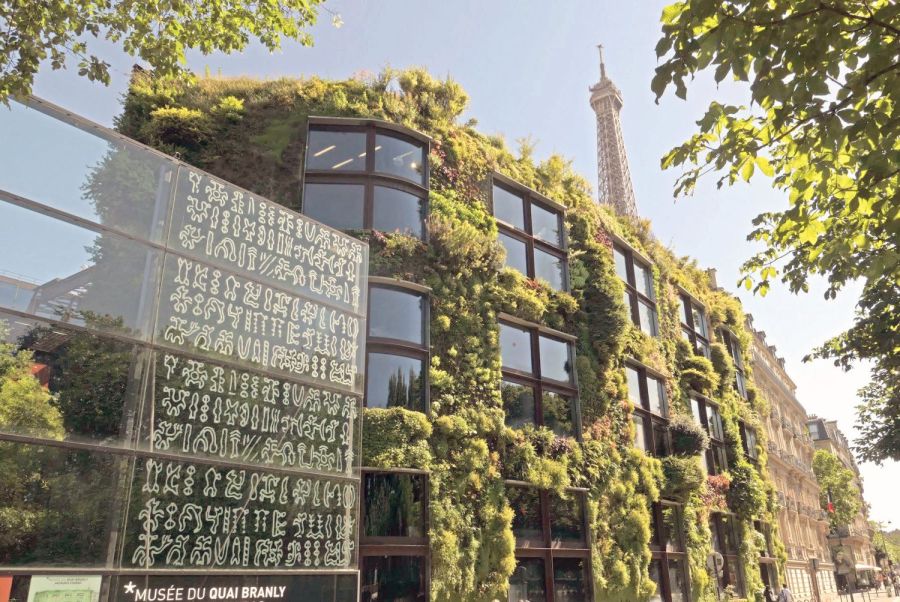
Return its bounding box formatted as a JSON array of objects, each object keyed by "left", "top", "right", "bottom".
[{"left": 124, "top": 582, "right": 137, "bottom": 595}]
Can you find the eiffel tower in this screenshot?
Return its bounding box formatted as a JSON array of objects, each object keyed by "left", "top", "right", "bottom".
[{"left": 589, "top": 44, "right": 638, "bottom": 217}]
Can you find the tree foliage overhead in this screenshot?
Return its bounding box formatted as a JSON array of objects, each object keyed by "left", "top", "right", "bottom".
[
  {"left": 812, "top": 449, "right": 862, "bottom": 531},
  {"left": 0, "top": 0, "right": 329, "bottom": 101},
  {"left": 653, "top": 0, "right": 900, "bottom": 463}
]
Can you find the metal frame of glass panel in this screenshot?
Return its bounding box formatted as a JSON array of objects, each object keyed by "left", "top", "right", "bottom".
[
  {"left": 649, "top": 501, "right": 691, "bottom": 602},
  {"left": 490, "top": 173, "right": 569, "bottom": 292},
  {"left": 505, "top": 481, "right": 592, "bottom": 602},
  {"left": 677, "top": 289, "right": 711, "bottom": 358},
  {"left": 626, "top": 360, "right": 670, "bottom": 458},
  {"left": 0, "top": 97, "right": 367, "bottom": 597}
]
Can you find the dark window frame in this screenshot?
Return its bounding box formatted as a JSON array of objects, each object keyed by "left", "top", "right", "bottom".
[
  {"left": 303, "top": 119, "right": 430, "bottom": 240},
  {"left": 506, "top": 481, "right": 593, "bottom": 602},
  {"left": 626, "top": 361, "right": 670, "bottom": 458},
  {"left": 719, "top": 328, "right": 748, "bottom": 400},
  {"left": 612, "top": 237, "right": 658, "bottom": 337},
  {"left": 499, "top": 315, "right": 581, "bottom": 440},
  {"left": 364, "top": 278, "right": 431, "bottom": 413},
  {"left": 359, "top": 467, "right": 430, "bottom": 602},
  {"left": 491, "top": 173, "right": 569, "bottom": 292},
  {"left": 709, "top": 512, "right": 746, "bottom": 597},
  {"left": 739, "top": 421, "right": 759, "bottom": 461},
  {"left": 677, "top": 290, "right": 710, "bottom": 358},
  {"left": 649, "top": 501, "right": 691, "bottom": 602},
  {"left": 691, "top": 394, "right": 729, "bottom": 475}
]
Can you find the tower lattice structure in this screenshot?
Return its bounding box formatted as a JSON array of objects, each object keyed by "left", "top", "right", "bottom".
[{"left": 589, "top": 45, "right": 638, "bottom": 218}]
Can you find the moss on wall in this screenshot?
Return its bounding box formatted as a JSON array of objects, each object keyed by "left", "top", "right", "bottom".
[{"left": 119, "top": 67, "right": 784, "bottom": 602}]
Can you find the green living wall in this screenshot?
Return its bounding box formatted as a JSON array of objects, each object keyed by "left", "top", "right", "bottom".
[{"left": 115, "top": 68, "right": 786, "bottom": 601}]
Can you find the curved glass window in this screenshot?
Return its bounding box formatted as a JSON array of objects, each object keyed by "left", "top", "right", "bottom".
[
  {"left": 304, "top": 122, "right": 428, "bottom": 238},
  {"left": 374, "top": 133, "right": 425, "bottom": 184},
  {"left": 306, "top": 130, "right": 367, "bottom": 171},
  {"left": 373, "top": 186, "right": 424, "bottom": 238},
  {"left": 368, "top": 287, "right": 425, "bottom": 344},
  {"left": 302, "top": 183, "right": 365, "bottom": 230},
  {"left": 365, "top": 353, "right": 424, "bottom": 411}
]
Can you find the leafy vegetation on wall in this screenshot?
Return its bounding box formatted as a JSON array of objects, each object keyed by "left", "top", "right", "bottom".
[{"left": 117, "top": 67, "right": 785, "bottom": 601}]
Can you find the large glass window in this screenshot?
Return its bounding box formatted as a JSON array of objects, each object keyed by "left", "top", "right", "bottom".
[
  {"left": 304, "top": 121, "right": 428, "bottom": 238},
  {"left": 507, "top": 485, "right": 590, "bottom": 602},
  {"left": 678, "top": 292, "right": 710, "bottom": 357},
  {"left": 499, "top": 321, "right": 578, "bottom": 437},
  {"left": 366, "top": 282, "right": 429, "bottom": 413},
  {"left": 720, "top": 329, "right": 748, "bottom": 400},
  {"left": 710, "top": 513, "right": 745, "bottom": 596},
  {"left": 360, "top": 470, "right": 429, "bottom": 600},
  {"left": 613, "top": 242, "right": 658, "bottom": 336},
  {"left": 492, "top": 177, "right": 568, "bottom": 292},
  {"left": 649, "top": 502, "right": 690, "bottom": 602},
  {"left": 740, "top": 423, "right": 759, "bottom": 460},
  {"left": 626, "top": 362, "right": 670, "bottom": 457},
  {"left": 692, "top": 395, "right": 728, "bottom": 475},
  {"left": 302, "top": 183, "right": 365, "bottom": 230},
  {"left": 360, "top": 555, "right": 427, "bottom": 602}
]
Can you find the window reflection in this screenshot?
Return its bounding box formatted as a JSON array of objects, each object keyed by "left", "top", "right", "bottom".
[
  {"left": 365, "top": 353, "right": 424, "bottom": 411},
  {"left": 0, "top": 200, "right": 161, "bottom": 339},
  {"left": 0, "top": 101, "right": 175, "bottom": 242},
  {"left": 509, "top": 558, "right": 547, "bottom": 602},
  {"left": 306, "top": 130, "right": 367, "bottom": 171},
  {"left": 550, "top": 494, "right": 585, "bottom": 544},
  {"left": 508, "top": 486, "right": 543, "bottom": 543},
  {"left": 553, "top": 557, "right": 588, "bottom": 602},
  {"left": 374, "top": 133, "right": 425, "bottom": 184},
  {"left": 542, "top": 391, "right": 574, "bottom": 437},
  {"left": 661, "top": 506, "right": 682, "bottom": 551},
  {"left": 502, "top": 381, "right": 536, "bottom": 429},
  {"left": 626, "top": 366, "right": 642, "bottom": 407},
  {"left": 531, "top": 203, "right": 562, "bottom": 247},
  {"left": 647, "top": 376, "right": 667, "bottom": 416},
  {"left": 538, "top": 336, "right": 570, "bottom": 383},
  {"left": 500, "top": 324, "right": 533, "bottom": 374},
  {"left": 373, "top": 186, "right": 424, "bottom": 238},
  {"left": 499, "top": 233, "right": 529, "bottom": 275},
  {"left": 0, "top": 441, "right": 125, "bottom": 566},
  {"left": 0, "top": 313, "right": 137, "bottom": 443},
  {"left": 633, "top": 415, "right": 647, "bottom": 451},
  {"left": 302, "top": 183, "right": 365, "bottom": 230},
  {"left": 533, "top": 248, "right": 565, "bottom": 291},
  {"left": 669, "top": 560, "right": 687, "bottom": 602},
  {"left": 361, "top": 555, "right": 426, "bottom": 602},
  {"left": 493, "top": 185, "right": 525, "bottom": 230},
  {"left": 363, "top": 473, "right": 426, "bottom": 538},
  {"left": 368, "top": 287, "right": 425, "bottom": 344},
  {"left": 648, "top": 560, "right": 664, "bottom": 602}
]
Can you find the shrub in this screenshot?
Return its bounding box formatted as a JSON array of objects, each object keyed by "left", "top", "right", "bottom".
[
  {"left": 668, "top": 413, "right": 710, "bottom": 457},
  {"left": 660, "top": 456, "right": 705, "bottom": 502},
  {"left": 146, "top": 106, "right": 211, "bottom": 149},
  {"left": 211, "top": 95, "right": 246, "bottom": 122}
]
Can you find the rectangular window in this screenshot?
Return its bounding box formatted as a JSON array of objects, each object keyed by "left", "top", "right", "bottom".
[
  {"left": 647, "top": 503, "right": 690, "bottom": 602},
  {"left": 362, "top": 472, "right": 427, "bottom": 540},
  {"left": 492, "top": 177, "right": 568, "bottom": 292},
  {"left": 613, "top": 242, "right": 658, "bottom": 337},
  {"left": 500, "top": 320, "right": 579, "bottom": 438},
  {"left": 678, "top": 292, "right": 710, "bottom": 357},
  {"left": 720, "top": 329, "right": 748, "bottom": 400},
  {"left": 692, "top": 395, "right": 728, "bottom": 475},
  {"left": 365, "top": 282, "right": 430, "bottom": 413},
  {"left": 741, "top": 423, "right": 759, "bottom": 460},
  {"left": 627, "top": 362, "right": 670, "bottom": 458}
]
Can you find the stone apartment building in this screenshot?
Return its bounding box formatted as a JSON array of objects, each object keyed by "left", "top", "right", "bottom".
[
  {"left": 749, "top": 322, "right": 839, "bottom": 602},
  {"left": 807, "top": 417, "right": 880, "bottom": 591}
]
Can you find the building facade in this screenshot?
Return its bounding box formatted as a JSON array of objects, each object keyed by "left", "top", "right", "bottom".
[
  {"left": 0, "top": 64, "right": 799, "bottom": 602},
  {"left": 748, "top": 324, "right": 838, "bottom": 602},
  {"left": 807, "top": 417, "right": 880, "bottom": 591}
]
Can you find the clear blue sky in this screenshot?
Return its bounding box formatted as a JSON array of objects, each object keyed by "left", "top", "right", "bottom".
[{"left": 29, "top": 0, "right": 896, "bottom": 524}]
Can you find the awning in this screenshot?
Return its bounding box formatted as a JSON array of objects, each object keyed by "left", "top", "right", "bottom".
[{"left": 855, "top": 563, "right": 879, "bottom": 571}]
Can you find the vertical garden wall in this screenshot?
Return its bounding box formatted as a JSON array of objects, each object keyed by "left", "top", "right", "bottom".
[{"left": 113, "top": 68, "right": 786, "bottom": 601}]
